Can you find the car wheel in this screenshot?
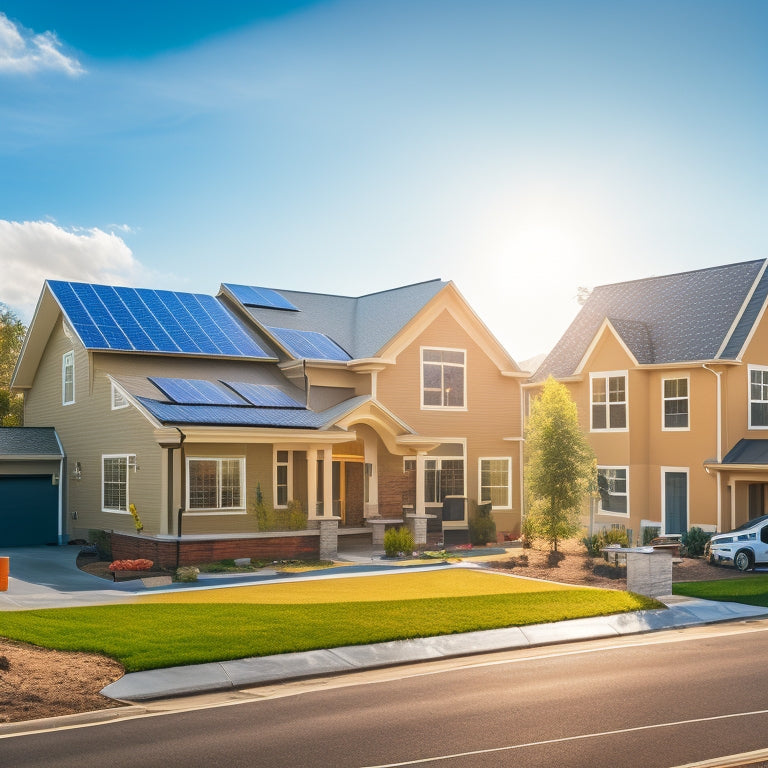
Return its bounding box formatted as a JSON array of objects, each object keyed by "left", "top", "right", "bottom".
[{"left": 734, "top": 550, "right": 753, "bottom": 572}]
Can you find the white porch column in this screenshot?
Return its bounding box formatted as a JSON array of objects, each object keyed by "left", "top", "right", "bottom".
[
  {"left": 415, "top": 451, "right": 426, "bottom": 517},
  {"left": 323, "top": 447, "right": 334, "bottom": 517},
  {"left": 307, "top": 447, "right": 318, "bottom": 518}
]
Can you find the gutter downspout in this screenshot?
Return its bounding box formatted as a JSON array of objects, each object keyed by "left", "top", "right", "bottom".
[
  {"left": 703, "top": 365, "right": 723, "bottom": 531},
  {"left": 169, "top": 428, "right": 186, "bottom": 568}
]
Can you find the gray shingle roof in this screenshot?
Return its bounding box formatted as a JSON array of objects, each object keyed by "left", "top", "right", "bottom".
[
  {"left": 532, "top": 259, "right": 766, "bottom": 382},
  {"left": 722, "top": 439, "right": 768, "bottom": 465},
  {"left": 221, "top": 280, "right": 448, "bottom": 359},
  {"left": 0, "top": 427, "right": 63, "bottom": 458}
]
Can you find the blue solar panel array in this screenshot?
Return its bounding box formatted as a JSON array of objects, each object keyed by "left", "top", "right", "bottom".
[
  {"left": 222, "top": 283, "right": 299, "bottom": 311},
  {"left": 266, "top": 326, "right": 351, "bottom": 361},
  {"left": 48, "top": 281, "right": 273, "bottom": 359},
  {"left": 149, "top": 377, "right": 248, "bottom": 406},
  {"left": 224, "top": 381, "right": 303, "bottom": 408}
]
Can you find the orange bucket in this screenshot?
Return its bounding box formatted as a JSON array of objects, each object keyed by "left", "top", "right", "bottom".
[{"left": 0, "top": 556, "right": 8, "bottom": 591}]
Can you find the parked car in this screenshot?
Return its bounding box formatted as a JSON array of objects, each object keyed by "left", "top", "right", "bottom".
[{"left": 708, "top": 515, "right": 768, "bottom": 571}]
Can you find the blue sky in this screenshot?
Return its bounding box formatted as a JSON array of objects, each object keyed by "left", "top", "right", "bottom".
[{"left": 1, "top": 0, "right": 767, "bottom": 361}]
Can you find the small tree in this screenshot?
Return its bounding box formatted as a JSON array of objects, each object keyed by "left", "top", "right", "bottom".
[
  {"left": 524, "top": 377, "right": 595, "bottom": 552},
  {"left": 0, "top": 304, "right": 25, "bottom": 426}
]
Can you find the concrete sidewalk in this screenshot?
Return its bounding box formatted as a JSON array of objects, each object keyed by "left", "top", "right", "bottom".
[{"left": 101, "top": 596, "right": 768, "bottom": 701}]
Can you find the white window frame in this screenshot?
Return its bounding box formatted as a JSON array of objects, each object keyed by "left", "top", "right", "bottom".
[
  {"left": 590, "top": 370, "right": 628, "bottom": 432},
  {"left": 273, "top": 448, "right": 293, "bottom": 509},
  {"left": 749, "top": 365, "right": 768, "bottom": 430},
  {"left": 597, "top": 466, "right": 629, "bottom": 517},
  {"left": 661, "top": 376, "right": 690, "bottom": 431},
  {"left": 421, "top": 347, "right": 467, "bottom": 411},
  {"left": 102, "top": 454, "right": 134, "bottom": 514},
  {"left": 62, "top": 351, "right": 75, "bottom": 406},
  {"left": 478, "top": 457, "right": 512, "bottom": 510},
  {"left": 111, "top": 382, "right": 129, "bottom": 410},
  {"left": 186, "top": 457, "right": 246, "bottom": 514},
  {"left": 424, "top": 456, "right": 466, "bottom": 506}
]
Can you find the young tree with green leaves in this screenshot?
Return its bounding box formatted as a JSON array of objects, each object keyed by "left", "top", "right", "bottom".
[
  {"left": 524, "top": 376, "right": 595, "bottom": 552},
  {"left": 0, "top": 304, "right": 26, "bottom": 426}
]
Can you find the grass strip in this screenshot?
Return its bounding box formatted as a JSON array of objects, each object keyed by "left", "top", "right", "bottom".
[
  {"left": 0, "top": 589, "right": 657, "bottom": 672},
  {"left": 673, "top": 575, "right": 768, "bottom": 607}
]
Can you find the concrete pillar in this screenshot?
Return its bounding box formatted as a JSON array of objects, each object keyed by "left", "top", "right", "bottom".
[
  {"left": 307, "top": 447, "right": 318, "bottom": 518},
  {"left": 406, "top": 513, "right": 429, "bottom": 546},
  {"left": 318, "top": 517, "right": 340, "bottom": 560},
  {"left": 626, "top": 551, "right": 672, "bottom": 597},
  {"left": 324, "top": 448, "right": 334, "bottom": 518}
]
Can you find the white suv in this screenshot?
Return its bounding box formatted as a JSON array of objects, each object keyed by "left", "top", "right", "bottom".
[{"left": 708, "top": 514, "right": 768, "bottom": 572}]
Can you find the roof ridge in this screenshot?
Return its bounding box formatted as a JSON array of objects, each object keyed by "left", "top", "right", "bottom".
[{"left": 590, "top": 259, "right": 766, "bottom": 293}]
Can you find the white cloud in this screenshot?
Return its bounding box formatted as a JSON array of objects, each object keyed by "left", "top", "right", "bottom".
[
  {"left": 0, "top": 220, "right": 148, "bottom": 321},
  {"left": 0, "top": 13, "right": 84, "bottom": 77}
]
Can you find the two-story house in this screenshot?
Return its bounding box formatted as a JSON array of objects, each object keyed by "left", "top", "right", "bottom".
[
  {"left": 528, "top": 258, "right": 768, "bottom": 542},
  {"left": 9, "top": 278, "right": 525, "bottom": 562}
]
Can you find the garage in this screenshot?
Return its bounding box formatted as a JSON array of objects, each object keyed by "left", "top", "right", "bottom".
[{"left": 0, "top": 428, "right": 64, "bottom": 547}]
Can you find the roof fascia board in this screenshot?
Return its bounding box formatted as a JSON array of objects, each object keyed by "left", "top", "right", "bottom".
[
  {"left": 11, "top": 283, "right": 64, "bottom": 391},
  {"left": 573, "top": 318, "right": 639, "bottom": 375},
  {"left": 715, "top": 258, "right": 768, "bottom": 360},
  {"left": 0, "top": 454, "right": 64, "bottom": 461},
  {"left": 173, "top": 427, "right": 357, "bottom": 445},
  {"left": 377, "top": 282, "right": 519, "bottom": 371}
]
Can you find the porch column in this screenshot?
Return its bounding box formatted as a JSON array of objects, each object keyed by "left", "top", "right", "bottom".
[
  {"left": 323, "top": 447, "right": 334, "bottom": 517},
  {"left": 363, "top": 433, "right": 378, "bottom": 518},
  {"left": 406, "top": 451, "right": 430, "bottom": 546},
  {"left": 307, "top": 447, "right": 318, "bottom": 518}
]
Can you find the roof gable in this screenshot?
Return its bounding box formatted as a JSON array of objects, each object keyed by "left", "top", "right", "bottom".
[{"left": 533, "top": 259, "right": 766, "bottom": 382}]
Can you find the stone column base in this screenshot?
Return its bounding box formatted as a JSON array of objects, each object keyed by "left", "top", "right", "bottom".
[
  {"left": 404, "top": 513, "right": 436, "bottom": 546},
  {"left": 318, "top": 517, "right": 341, "bottom": 560}
]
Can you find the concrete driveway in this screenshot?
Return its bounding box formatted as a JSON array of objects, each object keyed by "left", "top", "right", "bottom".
[{"left": 0, "top": 545, "right": 138, "bottom": 610}]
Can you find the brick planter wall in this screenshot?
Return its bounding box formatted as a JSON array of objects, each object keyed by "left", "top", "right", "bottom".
[{"left": 111, "top": 531, "right": 321, "bottom": 568}]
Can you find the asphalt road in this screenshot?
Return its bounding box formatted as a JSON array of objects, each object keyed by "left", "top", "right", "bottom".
[{"left": 5, "top": 622, "right": 768, "bottom": 767}]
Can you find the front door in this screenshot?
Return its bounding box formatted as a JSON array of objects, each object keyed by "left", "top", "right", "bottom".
[
  {"left": 664, "top": 470, "right": 688, "bottom": 535},
  {"left": 749, "top": 484, "right": 767, "bottom": 520},
  {"left": 332, "top": 459, "right": 365, "bottom": 526}
]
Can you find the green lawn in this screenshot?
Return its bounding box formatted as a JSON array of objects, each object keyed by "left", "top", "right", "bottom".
[
  {"left": 0, "top": 571, "right": 660, "bottom": 672},
  {"left": 673, "top": 575, "right": 768, "bottom": 608}
]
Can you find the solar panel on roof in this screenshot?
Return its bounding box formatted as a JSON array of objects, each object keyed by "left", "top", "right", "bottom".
[
  {"left": 223, "top": 283, "right": 299, "bottom": 311},
  {"left": 223, "top": 381, "right": 304, "bottom": 408},
  {"left": 149, "top": 377, "right": 249, "bottom": 406},
  {"left": 47, "top": 280, "right": 274, "bottom": 359},
  {"left": 266, "top": 326, "right": 351, "bottom": 361}
]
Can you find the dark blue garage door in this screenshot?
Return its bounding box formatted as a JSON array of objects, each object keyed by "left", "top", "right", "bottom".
[{"left": 0, "top": 475, "right": 59, "bottom": 546}]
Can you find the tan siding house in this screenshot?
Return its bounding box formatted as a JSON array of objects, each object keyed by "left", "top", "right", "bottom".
[
  {"left": 12, "top": 278, "right": 525, "bottom": 558},
  {"left": 528, "top": 259, "right": 768, "bottom": 543}
]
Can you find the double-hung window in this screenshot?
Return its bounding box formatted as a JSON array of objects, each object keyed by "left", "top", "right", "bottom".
[
  {"left": 597, "top": 467, "right": 629, "bottom": 515},
  {"left": 274, "top": 450, "right": 291, "bottom": 508},
  {"left": 422, "top": 348, "right": 466, "bottom": 409},
  {"left": 479, "top": 458, "right": 511, "bottom": 509},
  {"left": 62, "top": 351, "right": 75, "bottom": 405},
  {"left": 188, "top": 458, "right": 245, "bottom": 511},
  {"left": 662, "top": 377, "right": 689, "bottom": 430},
  {"left": 102, "top": 455, "right": 132, "bottom": 512},
  {"left": 424, "top": 458, "right": 465, "bottom": 503},
  {"left": 749, "top": 366, "right": 768, "bottom": 429},
  {"left": 591, "top": 372, "right": 627, "bottom": 431}
]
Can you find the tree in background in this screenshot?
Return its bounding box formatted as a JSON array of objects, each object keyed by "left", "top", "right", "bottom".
[
  {"left": 0, "top": 304, "right": 26, "bottom": 426},
  {"left": 524, "top": 376, "right": 595, "bottom": 552}
]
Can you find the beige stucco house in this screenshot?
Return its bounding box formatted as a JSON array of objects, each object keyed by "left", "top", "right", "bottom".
[
  {"left": 527, "top": 259, "right": 768, "bottom": 542},
  {"left": 10, "top": 278, "right": 525, "bottom": 561}
]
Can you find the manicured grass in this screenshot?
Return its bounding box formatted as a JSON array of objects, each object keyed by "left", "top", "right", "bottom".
[
  {"left": 0, "top": 571, "right": 660, "bottom": 672},
  {"left": 673, "top": 575, "right": 768, "bottom": 607}
]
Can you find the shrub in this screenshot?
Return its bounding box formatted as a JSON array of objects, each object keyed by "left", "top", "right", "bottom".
[
  {"left": 682, "top": 526, "right": 712, "bottom": 558},
  {"left": 89, "top": 529, "right": 112, "bottom": 560},
  {"left": 581, "top": 527, "right": 629, "bottom": 556},
  {"left": 469, "top": 501, "right": 497, "bottom": 545},
  {"left": 520, "top": 515, "right": 536, "bottom": 548},
  {"left": 642, "top": 526, "right": 661, "bottom": 546},
  {"left": 581, "top": 533, "right": 602, "bottom": 558},
  {"left": 287, "top": 499, "right": 307, "bottom": 531},
  {"left": 109, "top": 559, "right": 153, "bottom": 571},
  {"left": 250, "top": 482, "right": 276, "bottom": 531},
  {"left": 383, "top": 526, "right": 415, "bottom": 558},
  {"left": 601, "top": 527, "right": 629, "bottom": 547},
  {"left": 175, "top": 566, "right": 200, "bottom": 582}
]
